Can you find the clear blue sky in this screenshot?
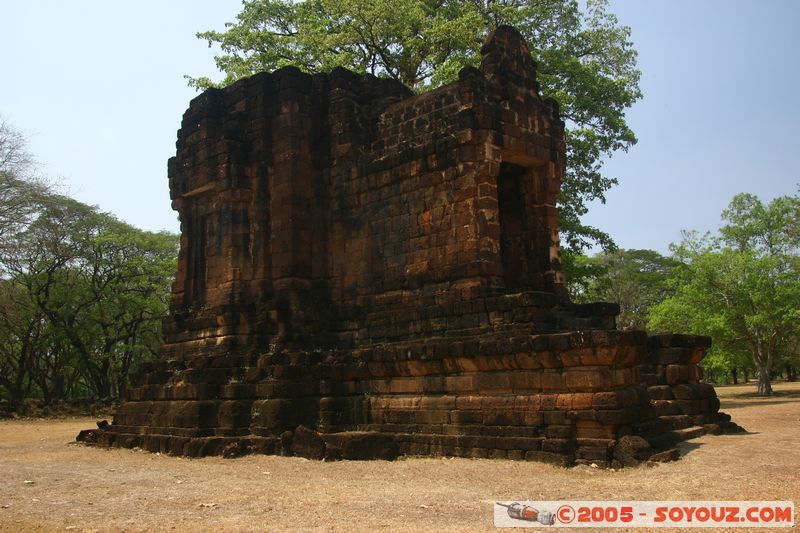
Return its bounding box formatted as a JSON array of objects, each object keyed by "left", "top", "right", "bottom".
[
  {"left": 1, "top": 1, "right": 798, "bottom": 254},
  {"left": 586, "top": 0, "right": 800, "bottom": 253}
]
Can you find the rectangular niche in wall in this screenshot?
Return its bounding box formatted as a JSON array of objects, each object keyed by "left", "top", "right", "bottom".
[{"left": 497, "top": 161, "right": 530, "bottom": 289}]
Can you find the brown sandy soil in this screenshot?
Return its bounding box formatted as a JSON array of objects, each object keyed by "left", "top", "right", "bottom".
[{"left": 1, "top": 382, "right": 798, "bottom": 532}]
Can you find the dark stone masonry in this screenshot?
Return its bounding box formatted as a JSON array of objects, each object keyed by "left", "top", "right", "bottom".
[{"left": 78, "top": 26, "right": 740, "bottom": 467}]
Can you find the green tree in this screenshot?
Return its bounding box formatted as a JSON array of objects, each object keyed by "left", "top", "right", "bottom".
[
  {"left": 4, "top": 198, "right": 179, "bottom": 400},
  {"left": 649, "top": 193, "right": 800, "bottom": 395},
  {"left": 562, "top": 248, "right": 609, "bottom": 302},
  {"left": 782, "top": 334, "right": 799, "bottom": 381},
  {"left": 189, "top": 0, "right": 641, "bottom": 254},
  {"left": 0, "top": 121, "right": 179, "bottom": 404},
  {"left": 76, "top": 220, "right": 178, "bottom": 399},
  {"left": 0, "top": 279, "right": 45, "bottom": 405},
  {"left": 571, "top": 248, "right": 676, "bottom": 330}
]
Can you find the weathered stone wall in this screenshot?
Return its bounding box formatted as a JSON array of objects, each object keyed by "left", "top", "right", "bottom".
[
  {"left": 161, "top": 26, "right": 573, "bottom": 360},
  {"left": 79, "top": 26, "right": 739, "bottom": 466}
]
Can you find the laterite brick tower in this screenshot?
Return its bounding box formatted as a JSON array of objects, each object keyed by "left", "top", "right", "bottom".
[{"left": 81, "top": 27, "right": 737, "bottom": 467}]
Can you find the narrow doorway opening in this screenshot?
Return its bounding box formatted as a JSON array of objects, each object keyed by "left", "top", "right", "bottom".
[{"left": 497, "top": 162, "right": 528, "bottom": 288}]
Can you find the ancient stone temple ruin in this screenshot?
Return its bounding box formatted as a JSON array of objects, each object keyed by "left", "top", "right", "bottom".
[{"left": 79, "top": 26, "right": 739, "bottom": 467}]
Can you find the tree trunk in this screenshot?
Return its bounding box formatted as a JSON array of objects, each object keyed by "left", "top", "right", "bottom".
[
  {"left": 97, "top": 357, "right": 112, "bottom": 400},
  {"left": 743, "top": 368, "right": 750, "bottom": 383},
  {"left": 117, "top": 378, "right": 127, "bottom": 401},
  {"left": 39, "top": 378, "right": 51, "bottom": 405},
  {"left": 786, "top": 364, "right": 796, "bottom": 382},
  {"left": 52, "top": 373, "right": 66, "bottom": 401},
  {"left": 8, "top": 387, "right": 24, "bottom": 411},
  {"left": 756, "top": 365, "right": 773, "bottom": 395},
  {"left": 731, "top": 368, "right": 738, "bottom": 385}
]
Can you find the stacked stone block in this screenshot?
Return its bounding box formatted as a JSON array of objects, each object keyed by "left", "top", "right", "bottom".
[{"left": 641, "top": 334, "right": 740, "bottom": 440}]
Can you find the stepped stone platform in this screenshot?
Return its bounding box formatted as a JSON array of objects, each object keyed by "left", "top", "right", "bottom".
[{"left": 78, "top": 26, "right": 740, "bottom": 467}]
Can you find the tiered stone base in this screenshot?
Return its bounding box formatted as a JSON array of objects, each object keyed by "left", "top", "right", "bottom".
[{"left": 78, "top": 329, "right": 741, "bottom": 467}]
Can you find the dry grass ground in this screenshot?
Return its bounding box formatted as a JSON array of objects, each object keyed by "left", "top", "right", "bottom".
[{"left": 1, "top": 382, "right": 798, "bottom": 532}]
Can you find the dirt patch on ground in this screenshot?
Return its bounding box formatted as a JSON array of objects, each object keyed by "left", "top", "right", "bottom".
[{"left": 1, "top": 382, "right": 798, "bottom": 532}]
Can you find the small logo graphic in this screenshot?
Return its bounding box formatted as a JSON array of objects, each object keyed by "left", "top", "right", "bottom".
[
  {"left": 556, "top": 504, "right": 575, "bottom": 524},
  {"left": 496, "top": 502, "right": 555, "bottom": 525}
]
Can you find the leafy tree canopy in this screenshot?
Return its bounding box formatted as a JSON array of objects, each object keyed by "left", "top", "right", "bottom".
[
  {"left": 0, "top": 119, "right": 179, "bottom": 405},
  {"left": 570, "top": 248, "right": 676, "bottom": 330},
  {"left": 189, "top": 0, "right": 642, "bottom": 254}
]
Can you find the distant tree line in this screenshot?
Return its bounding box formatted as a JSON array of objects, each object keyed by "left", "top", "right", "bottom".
[
  {"left": 571, "top": 191, "right": 800, "bottom": 395},
  {"left": 0, "top": 117, "right": 178, "bottom": 408}
]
